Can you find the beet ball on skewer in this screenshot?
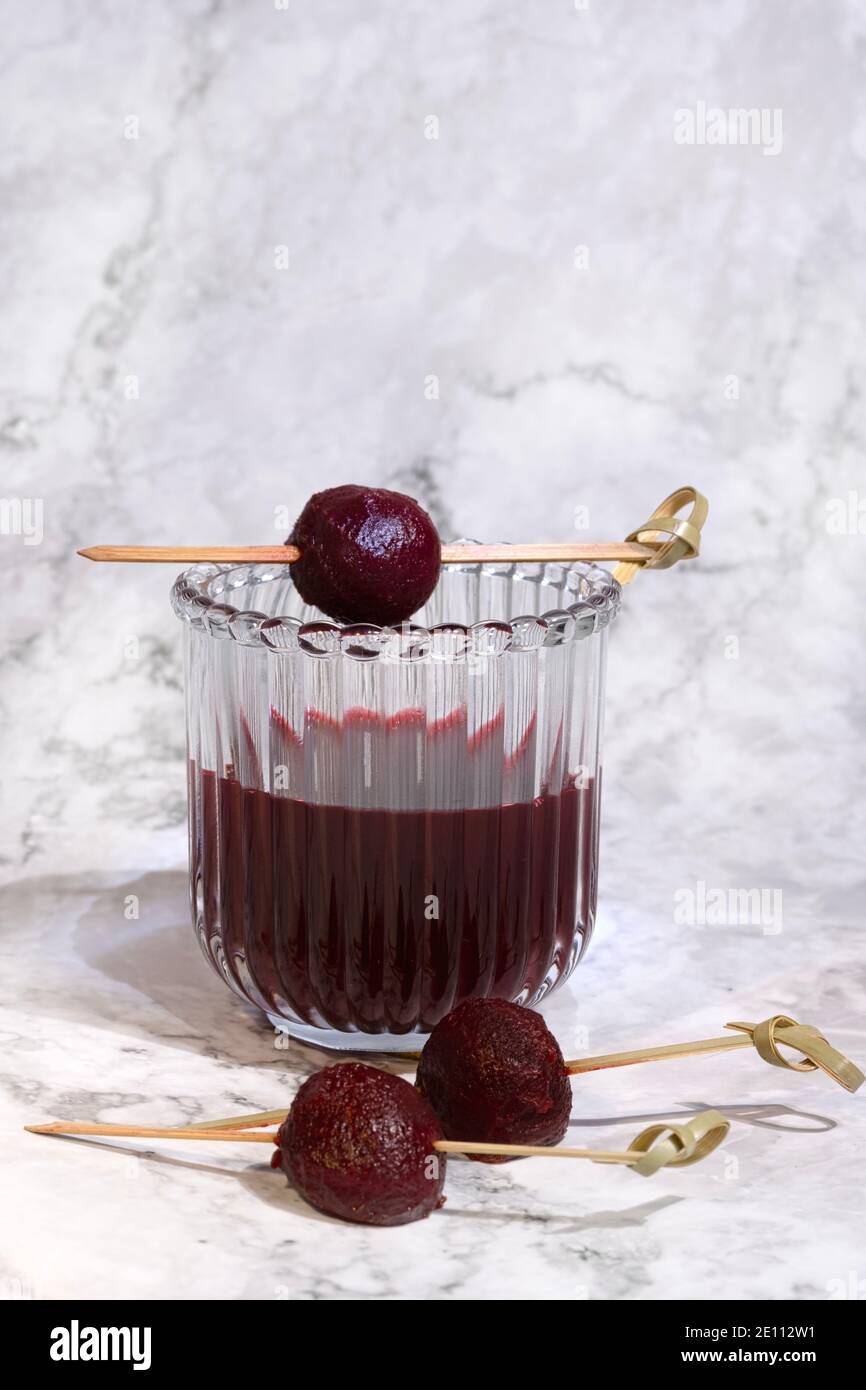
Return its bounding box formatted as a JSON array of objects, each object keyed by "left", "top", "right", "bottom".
[
  {"left": 416, "top": 998, "right": 572, "bottom": 1163},
  {"left": 275, "top": 1062, "right": 446, "bottom": 1226},
  {"left": 288, "top": 484, "right": 441, "bottom": 626}
]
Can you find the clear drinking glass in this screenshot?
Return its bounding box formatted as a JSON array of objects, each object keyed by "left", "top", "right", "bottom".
[{"left": 172, "top": 553, "right": 620, "bottom": 1050}]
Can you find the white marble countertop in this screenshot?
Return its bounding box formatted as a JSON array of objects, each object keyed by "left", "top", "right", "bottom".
[
  {"left": 3, "top": 868, "right": 865, "bottom": 1301},
  {"left": 2, "top": 0, "right": 865, "bottom": 1300}
]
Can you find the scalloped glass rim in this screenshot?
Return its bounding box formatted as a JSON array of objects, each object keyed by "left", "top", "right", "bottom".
[{"left": 171, "top": 552, "right": 621, "bottom": 657}]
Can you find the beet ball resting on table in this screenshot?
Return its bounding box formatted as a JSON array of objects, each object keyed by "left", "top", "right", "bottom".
[
  {"left": 288, "top": 484, "right": 441, "bottom": 626},
  {"left": 275, "top": 1062, "right": 446, "bottom": 1226},
  {"left": 416, "top": 998, "right": 572, "bottom": 1162}
]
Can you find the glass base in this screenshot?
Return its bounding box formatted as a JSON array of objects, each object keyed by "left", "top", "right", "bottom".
[
  {"left": 267, "top": 1014, "right": 426, "bottom": 1054},
  {"left": 260, "top": 932, "right": 591, "bottom": 1053}
]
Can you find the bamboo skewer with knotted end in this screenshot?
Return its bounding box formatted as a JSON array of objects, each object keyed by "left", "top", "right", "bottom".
[
  {"left": 382, "top": 1012, "right": 863, "bottom": 1089},
  {"left": 611, "top": 484, "right": 708, "bottom": 587},
  {"left": 564, "top": 1014, "right": 864, "bottom": 1093},
  {"left": 78, "top": 541, "right": 656, "bottom": 566},
  {"left": 76, "top": 484, "right": 708, "bottom": 579},
  {"left": 25, "top": 1109, "right": 730, "bottom": 1178},
  {"left": 170, "top": 1014, "right": 860, "bottom": 1145}
]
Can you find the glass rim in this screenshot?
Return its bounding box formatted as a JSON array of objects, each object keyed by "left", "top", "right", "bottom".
[{"left": 171, "top": 552, "right": 621, "bottom": 658}]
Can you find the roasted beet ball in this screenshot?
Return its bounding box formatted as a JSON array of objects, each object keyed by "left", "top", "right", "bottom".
[
  {"left": 288, "top": 484, "right": 441, "bottom": 625},
  {"left": 277, "top": 1062, "right": 446, "bottom": 1226},
  {"left": 416, "top": 998, "right": 572, "bottom": 1163}
]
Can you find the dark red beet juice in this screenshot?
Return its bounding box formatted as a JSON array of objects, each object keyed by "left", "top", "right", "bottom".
[{"left": 189, "top": 760, "right": 598, "bottom": 1036}]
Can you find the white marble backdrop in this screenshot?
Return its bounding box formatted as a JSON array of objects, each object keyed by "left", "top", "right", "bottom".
[{"left": 1, "top": 0, "right": 865, "bottom": 1301}]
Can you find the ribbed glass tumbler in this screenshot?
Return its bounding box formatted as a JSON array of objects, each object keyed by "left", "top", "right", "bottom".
[{"left": 172, "top": 555, "right": 620, "bottom": 1050}]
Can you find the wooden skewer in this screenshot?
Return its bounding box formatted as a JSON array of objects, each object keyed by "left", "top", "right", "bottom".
[
  {"left": 565, "top": 1016, "right": 864, "bottom": 1093},
  {"left": 24, "top": 1121, "right": 624, "bottom": 1159},
  {"left": 435, "top": 1140, "right": 646, "bottom": 1163},
  {"left": 185, "top": 1108, "right": 288, "bottom": 1131},
  {"left": 20, "top": 1122, "right": 646, "bottom": 1161},
  {"left": 24, "top": 1123, "right": 277, "bottom": 1143},
  {"left": 178, "top": 1125, "right": 689, "bottom": 1164},
  {"left": 566, "top": 1034, "right": 755, "bottom": 1073},
  {"left": 78, "top": 542, "right": 654, "bottom": 566},
  {"left": 156, "top": 1016, "right": 863, "bottom": 1146},
  {"left": 25, "top": 1111, "right": 729, "bottom": 1173},
  {"left": 176, "top": 1017, "right": 863, "bottom": 1150},
  {"left": 78, "top": 486, "right": 707, "bottom": 585}
]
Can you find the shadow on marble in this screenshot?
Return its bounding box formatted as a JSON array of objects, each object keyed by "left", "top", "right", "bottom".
[
  {"left": 62, "top": 871, "right": 462, "bottom": 1075},
  {"left": 4, "top": 869, "right": 294, "bottom": 1063},
  {"left": 32, "top": 1131, "right": 326, "bottom": 1221},
  {"left": 9, "top": 871, "right": 517, "bottom": 1081},
  {"left": 1, "top": 870, "right": 254, "bottom": 1053},
  {"left": 85, "top": 873, "right": 282, "bottom": 1058},
  {"left": 9, "top": 872, "right": 839, "bottom": 1148},
  {"left": 30, "top": 1131, "right": 686, "bottom": 1233},
  {"left": 567, "top": 1102, "right": 836, "bottom": 1134},
  {"left": 435, "top": 1193, "right": 684, "bottom": 1231}
]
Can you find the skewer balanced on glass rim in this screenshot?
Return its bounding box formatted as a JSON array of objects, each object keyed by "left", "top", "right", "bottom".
[{"left": 77, "top": 485, "right": 708, "bottom": 585}]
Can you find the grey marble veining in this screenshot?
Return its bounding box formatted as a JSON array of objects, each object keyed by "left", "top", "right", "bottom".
[{"left": 1, "top": 0, "right": 865, "bottom": 1300}]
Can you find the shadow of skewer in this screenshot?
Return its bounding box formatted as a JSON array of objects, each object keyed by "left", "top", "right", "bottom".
[{"left": 568, "top": 1101, "right": 836, "bottom": 1134}]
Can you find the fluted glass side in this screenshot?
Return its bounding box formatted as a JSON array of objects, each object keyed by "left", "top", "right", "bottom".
[{"left": 173, "top": 554, "right": 619, "bottom": 1048}]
